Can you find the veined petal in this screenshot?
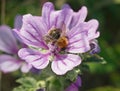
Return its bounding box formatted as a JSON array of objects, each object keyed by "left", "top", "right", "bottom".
[
  {"left": 67, "top": 35, "right": 90, "bottom": 53},
  {"left": 42, "top": 2, "right": 54, "bottom": 29},
  {"left": 0, "top": 25, "right": 18, "bottom": 54},
  {"left": 18, "top": 48, "right": 50, "bottom": 69},
  {"left": 67, "top": 25, "right": 90, "bottom": 53},
  {"left": 86, "top": 19, "right": 100, "bottom": 40},
  {"left": 49, "top": 10, "right": 61, "bottom": 28},
  {"left": 69, "top": 19, "right": 99, "bottom": 40},
  {"left": 70, "top": 6, "right": 87, "bottom": 29},
  {"left": 0, "top": 55, "right": 21, "bottom": 73},
  {"left": 18, "top": 14, "right": 48, "bottom": 49},
  {"left": 51, "top": 54, "right": 81, "bottom": 75},
  {"left": 56, "top": 6, "right": 73, "bottom": 29},
  {"left": 13, "top": 29, "right": 25, "bottom": 44}
]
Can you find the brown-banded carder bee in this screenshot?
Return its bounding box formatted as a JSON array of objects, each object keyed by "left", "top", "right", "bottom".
[{"left": 44, "top": 28, "right": 68, "bottom": 50}]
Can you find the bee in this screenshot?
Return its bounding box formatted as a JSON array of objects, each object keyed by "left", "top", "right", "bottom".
[
  {"left": 44, "top": 28, "right": 61, "bottom": 43},
  {"left": 44, "top": 27, "right": 68, "bottom": 50}
]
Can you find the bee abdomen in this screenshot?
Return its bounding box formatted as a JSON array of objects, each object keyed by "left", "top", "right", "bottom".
[{"left": 56, "top": 36, "right": 68, "bottom": 50}]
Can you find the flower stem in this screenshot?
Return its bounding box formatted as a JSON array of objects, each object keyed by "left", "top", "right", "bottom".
[{"left": 1, "top": 0, "right": 6, "bottom": 24}]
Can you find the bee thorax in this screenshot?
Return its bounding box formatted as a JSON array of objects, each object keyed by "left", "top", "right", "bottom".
[{"left": 43, "top": 28, "right": 61, "bottom": 44}]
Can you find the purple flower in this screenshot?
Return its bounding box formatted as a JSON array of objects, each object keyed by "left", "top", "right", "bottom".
[
  {"left": 14, "top": 2, "right": 99, "bottom": 75},
  {"left": 65, "top": 76, "right": 82, "bottom": 91},
  {"left": 0, "top": 15, "right": 32, "bottom": 73}
]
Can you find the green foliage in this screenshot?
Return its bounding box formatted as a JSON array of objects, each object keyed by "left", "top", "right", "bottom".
[
  {"left": 47, "top": 78, "right": 63, "bottom": 91},
  {"left": 13, "top": 77, "right": 38, "bottom": 91},
  {"left": 16, "top": 77, "right": 37, "bottom": 88},
  {"left": 83, "top": 54, "right": 107, "bottom": 64}
]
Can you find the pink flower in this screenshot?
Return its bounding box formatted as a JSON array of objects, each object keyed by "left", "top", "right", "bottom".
[
  {"left": 0, "top": 15, "right": 32, "bottom": 73},
  {"left": 15, "top": 2, "right": 99, "bottom": 75}
]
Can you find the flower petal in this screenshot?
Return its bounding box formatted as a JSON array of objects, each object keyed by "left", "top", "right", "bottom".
[
  {"left": 42, "top": 2, "right": 54, "bottom": 29},
  {"left": 18, "top": 48, "right": 50, "bottom": 69},
  {"left": 51, "top": 54, "right": 81, "bottom": 75},
  {"left": 49, "top": 10, "right": 61, "bottom": 28},
  {"left": 74, "top": 76, "right": 82, "bottom": 87},
  {"left": 67, "top": 24, "right": 90, "bottom": 53},
  {"left": 0, "top": 55, "right": 21, "bottom": 73},
  {"left": 21, "top": 63, "right": 32, "bottom": 73},
  {"left": 70, "top": 6, "right": 87, "bottom": 29},
  {"left": 65, "top": 84, "right": 79, "bottom": 91},
  {"left": 0, "top": 25, "right": 18, "bottom": 54},
  {"left": 86, "top": 19, "right": 100, "bottom": 40},
  {"left": 17, "top": 14, "right": 48, "bottom": 49},
  {"left": 14, "top": 15, "right": 23, "bottom": 30},
  {"left": 55, "top": 6, "right": 73, "bottom": 29}
]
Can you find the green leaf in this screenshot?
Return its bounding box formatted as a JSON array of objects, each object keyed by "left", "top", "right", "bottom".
[
  {"left": 83, "top": 54, "right": 107, "bottom": 64},
  {"left": 13, "top": 77, "right": 38, "bottom": 91},
  {"left": 16, "top": 77, "right": 37, "bottom": 88}
]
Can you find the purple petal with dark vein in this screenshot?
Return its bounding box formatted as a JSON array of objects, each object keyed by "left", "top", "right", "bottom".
[
  {"left": 55, "top": 6, "right": 73, "bottom": 29},
  {"left": 51, "top": 54, "right": 81, "bottom": 75},
  {"left": 70, "top": 6, "right": 87, "bottom": 29},
  {"left": 42, "top": 2, "right": 54, "bottom": 29},
  {"left": 67, "top": 25, "right": 90, "bottom": 53},
  {"left": 85, "top": 19, "right": 100, "bottom": 40},
  {"left": 49, "top": 10, "right": 61, "bottom": 28},
  {"left": 18, "top": 48, "right": 50, "bottom": 69},
  {"left": 18, "top": 14, "right": 48, "bottom": 49}
]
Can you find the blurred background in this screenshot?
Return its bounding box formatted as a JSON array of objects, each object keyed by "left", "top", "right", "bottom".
[{"left": 0, "top": 0, "right": 120, "bottom": 91}]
